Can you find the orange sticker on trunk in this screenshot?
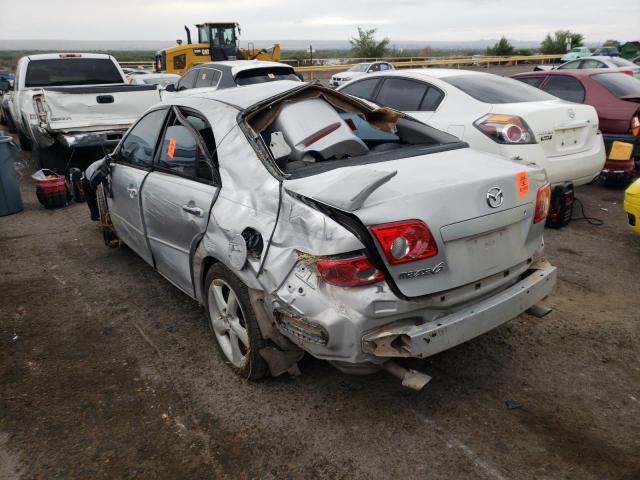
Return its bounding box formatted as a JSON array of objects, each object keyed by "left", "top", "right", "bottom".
[
  {"left": 167, "top": 138, "right": 176, "bottom": 158},
  {"left": 516, "top": 171, "right": 529, "bottom": 196}
]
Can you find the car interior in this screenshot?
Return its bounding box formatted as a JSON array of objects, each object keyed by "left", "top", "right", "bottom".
[{"left": 246, "top": 86, "right": 462, "bottom": 177}]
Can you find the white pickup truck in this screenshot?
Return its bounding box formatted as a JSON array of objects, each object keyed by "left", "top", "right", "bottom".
[{"left": 6, "top": 53, "right": 161, "bottom": 170}]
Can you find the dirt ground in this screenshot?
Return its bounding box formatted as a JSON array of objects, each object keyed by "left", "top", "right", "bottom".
[{"left": 1, "top": 141, "right": 640, "bottom": 480}]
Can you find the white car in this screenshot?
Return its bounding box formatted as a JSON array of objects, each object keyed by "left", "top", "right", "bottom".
[
  {"left": 556, "top": 56, "right": 640, "bottom": 79},
  {"left": 128, "top": 73, "right": 180, "bottom": 88},
  {"left": 330, "top": 61, "right": 394, "bottom": 87},
  {"left": 338, "top": 69, "right": 606, "bottom": 186}
]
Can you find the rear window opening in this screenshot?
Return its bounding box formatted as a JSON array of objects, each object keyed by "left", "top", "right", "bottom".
[
  {"left": 25, "top": 58, "right": 123, "bottom": 87},
  {"left": 245, "top": 86, "right": 463, "bottom": 178},
  {"left": 235, "top": 67, "right": 301, "bottom": 86},
  {"left": 442, "top": 74, "right": 555, "bottom": 104}
]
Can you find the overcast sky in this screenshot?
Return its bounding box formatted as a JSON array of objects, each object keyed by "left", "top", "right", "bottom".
[{"left": 0, "top": 0, "right": 637, "bottom": 43}]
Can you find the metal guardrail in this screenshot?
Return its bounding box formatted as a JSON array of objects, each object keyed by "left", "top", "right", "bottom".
[
  {"left": 296, "top": 54, "right": 563, "bottom": 73},
  {"left": 116, "top": 54, "right": 563, "bottom": 75}
]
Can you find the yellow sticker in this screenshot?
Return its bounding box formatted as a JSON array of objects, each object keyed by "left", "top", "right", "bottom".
[
  {"left": 516, "top": 171, "right": 529, "bottom": 196},
  {"left": 167, "top": 138, "right": 176, "bottom": 159}
]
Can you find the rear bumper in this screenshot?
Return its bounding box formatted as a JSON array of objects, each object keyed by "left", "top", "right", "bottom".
[
  {"left": 57, "top": 130, "right": 126, "bottom": 148},
  {"left": 362, "top": 259, "right": 557, "bottom": 359}
]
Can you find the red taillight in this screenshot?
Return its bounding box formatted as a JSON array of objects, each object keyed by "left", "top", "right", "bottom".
[
  {"left": 621, "top": 70, "right": 633, "bottom": 76},
  {"left": 316, "top": 256, "right": 384, "bottom": 287},
  {"left": 304, "top": 123, "right": 341, "bottom": 147},
  {"left": 474, "top": 114, "right": 535, "bottom": 144},
  {"left": 370, "top": 220, "right": 438, "bottom": 265},
  {"left": 534, "top": 183, "right": 551, "bottom": 224},
  {"left": 631, "top": 116, "right": 640, "bottom": 137},
  {"left": 59, "top": 53, "right": 82, "bottom": 58}
]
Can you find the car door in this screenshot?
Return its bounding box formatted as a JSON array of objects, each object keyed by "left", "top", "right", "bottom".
[
  {"left": 108, "top": 108, "right": 168, "bottom": 266},
  {"left": 373, "top": 77, "right": 443, "bottom": 123},
  {"left": 141, "top": 106, "right": 220, "bottom": 296},
  {"left": 540, "top": 75, "right": 586, "bottom": 103},
  {"left": 193, "top": 67, "right": 222, "bottom": 90}
]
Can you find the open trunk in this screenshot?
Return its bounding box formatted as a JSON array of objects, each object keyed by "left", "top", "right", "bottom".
[{"left": 285, "top": 148, "right": 547, "bottom": 298}]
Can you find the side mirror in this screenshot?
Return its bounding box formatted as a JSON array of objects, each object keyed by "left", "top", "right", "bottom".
[{"left": 165, "top": 83, "right": 176, "bottom": 92}]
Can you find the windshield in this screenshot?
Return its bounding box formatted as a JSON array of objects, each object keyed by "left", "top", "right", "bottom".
[
  {"left": 442, "top": 74, "right": 555, "bottom": 103},
  {"left": 349, "top": 63, "right": 370, "bottom": 72},
  {"left": 235, "top": 67, "right": 300, "bottom": 86},
  {"left": 592, "top": 72, "right": 640, "bottom": 98},
  {"left": 570, "top": 48, "right": 581, "bottom": 53},
  {"left": 25, "top": 58, "right": 123, "bottom": 87}
]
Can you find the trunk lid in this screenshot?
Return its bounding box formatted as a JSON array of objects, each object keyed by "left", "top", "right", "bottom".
[
  {"left": 495, "top": 100, "right": 599, "bottom": 158},
  {"left": 34, "top": 85, "right": 160, "bottom": 132},
  {"left": 285, "top": 148, "right": 547, "bottom": 297}
]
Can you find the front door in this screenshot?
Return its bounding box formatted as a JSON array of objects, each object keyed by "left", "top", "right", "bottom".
[
  {"left": 141, "top": 107, "right": 220, "bottom": 295},
  {"left": 108, "top": 108, "right": 168, "bottom": 266}
]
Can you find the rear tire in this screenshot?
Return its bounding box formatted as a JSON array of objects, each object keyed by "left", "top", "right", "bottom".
[
  {"left": 17, "top": 130, "right": 31, "bottom": 151},
  {"left": 204, "top": 263, "right": 269, "bottom": 380},
  {"left": 96, "top": 183, "right": 119, "bottom": 247}
]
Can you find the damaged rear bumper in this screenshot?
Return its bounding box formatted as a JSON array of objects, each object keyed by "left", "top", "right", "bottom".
[{"left": 362, "top": 259, "right": 557, "bottom": 358}]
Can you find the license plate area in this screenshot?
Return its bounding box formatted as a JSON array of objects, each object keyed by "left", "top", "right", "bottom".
[{"left": 465, "top": 229, "right": 508, "bottom": 272}]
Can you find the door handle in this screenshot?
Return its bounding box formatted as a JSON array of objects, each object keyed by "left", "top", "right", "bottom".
[
  {"left": 127, "top": 187, "right": 138, "bottom": 198},
  {"left": 182, "top": 204, "right": 204, "bottom": 217}
]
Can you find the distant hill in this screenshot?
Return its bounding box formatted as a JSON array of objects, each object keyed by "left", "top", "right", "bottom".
[{"left": 0, "top": 38, "right": 552, "bottom": 52}]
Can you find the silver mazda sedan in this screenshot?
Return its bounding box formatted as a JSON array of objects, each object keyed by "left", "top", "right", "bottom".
[{"left": 93, "top": 81, "right": 557, "bottom": 389}]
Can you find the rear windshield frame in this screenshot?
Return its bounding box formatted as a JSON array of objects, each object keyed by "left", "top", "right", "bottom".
[
  {"left": 442, "top": 74, "right": 556, "bottom": 104},
  {"left": 25, "top": 58, "right": 123, "bottom": 87},
  {"left": 234, "top": 67, "right": 300, "bottom": 86}
]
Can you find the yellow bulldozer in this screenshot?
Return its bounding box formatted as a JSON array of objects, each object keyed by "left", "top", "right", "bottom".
[{"left": 155, "top": 22, "right": 282, "bottom": 75}]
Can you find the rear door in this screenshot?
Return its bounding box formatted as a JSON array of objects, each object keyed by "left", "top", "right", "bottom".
[
  {"left": 141, "top": 107, "right": 220, "bottom": 296},
  {"left": 109, "top": 108, "right": 168, "bottom": 265},
  {"left": 372, "top": 77, "right": 444, "bottom": 122}
]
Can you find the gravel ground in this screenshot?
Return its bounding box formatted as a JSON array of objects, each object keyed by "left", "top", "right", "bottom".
[{"left": 1, "top": 141, "right": 639, "bottom": 480}]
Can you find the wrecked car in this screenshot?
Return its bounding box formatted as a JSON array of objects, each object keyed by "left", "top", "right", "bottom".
[{"left": 94, "top": 81, "right": 557, "bottom": 389}]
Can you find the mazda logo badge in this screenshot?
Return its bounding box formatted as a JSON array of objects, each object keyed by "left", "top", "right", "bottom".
[{"left": 486, "top": 187, "right": 504, "bottom": 208}]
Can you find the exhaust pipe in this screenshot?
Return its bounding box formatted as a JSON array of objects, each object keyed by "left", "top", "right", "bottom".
[
  {"left": 383, "top": 361, "right": 432, "bottom": 391},
  {"left": 184, "top": 25, "right": 192, "bottom": 45}
]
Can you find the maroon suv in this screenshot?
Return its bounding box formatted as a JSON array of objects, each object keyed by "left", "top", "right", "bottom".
[{"left": 512, "top": 70, "right": 640, "bottom": 161}]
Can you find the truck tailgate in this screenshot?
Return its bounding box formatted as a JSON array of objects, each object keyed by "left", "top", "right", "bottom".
[{"left": 34, "top": 84, "right": 160, "bottom": 132}]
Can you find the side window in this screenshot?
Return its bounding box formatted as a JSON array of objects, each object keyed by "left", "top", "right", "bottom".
[
  {"left": 118, "top": 109, "right": 167, "bottom": 168},
  {"left": 340, "top": 78, "right": 380, "bottom": 101},
  {"left": 368, "top": 63, "right": 381, "bottom": 72},
  {"left": 542, "top": 76, "right": 586, "bottom": 103},
  {"left": 420, "top": 86, "right": 444, "bottom": 111},
  {"left": 558, "top": 60, "right": 581, "bottom": 70},
  {"left": 376, "top": 78, "right": 428, "bottom": 111},
  {"left": 581, "top": 59, "right": 605, "bottom": 69},
  {"left": 177, "top": 69, "right": 198, "bottom": 91},
  {"left": 515, "top": 76, "right": 545, "bottom": 88},
  {"left": 157, "top": 111, "right": 215, "bottom": 183},
  {"left": 379, "top": 63, "right": 390, "bottom": 71},
  {"left": 194, "top": 68, "right": 221, "bottom": 88}
]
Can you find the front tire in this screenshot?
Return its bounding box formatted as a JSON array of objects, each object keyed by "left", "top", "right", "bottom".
[
  {"left": 204, "top": 264, "right": 268, "bottom": 380},
  {"left": 96, "top": 184, "right": 119, "bottom": 247}
]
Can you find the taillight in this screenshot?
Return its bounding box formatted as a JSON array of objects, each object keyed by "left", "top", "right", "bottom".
[
  {"left": 370, "top": 220, "right": 438, "bottom": 265},
  {"left": 534, "top": 183, "right": 551, "bottom": 223},
  {"left": 304, "top": 123, "right": 341, "bottom": 147},
  {"left": 631, "top": 116, "right": 640, "bottom": 137},
  {"left": 621, "top": 70, "right": 633, "bottom": 76},
  {"left": 316, "top": 256, "right": 384, "bottom": 287},
  {"left": 59, "top": 53, "right": 82, "bottom": 58},
  {"left": 474, "top": 114, "right": 535, "bottom": 144}
]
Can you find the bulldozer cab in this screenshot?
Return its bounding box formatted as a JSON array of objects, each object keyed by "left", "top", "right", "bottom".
[{"left": 197, "top": 22, "right": 242, "bottom": 61}]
